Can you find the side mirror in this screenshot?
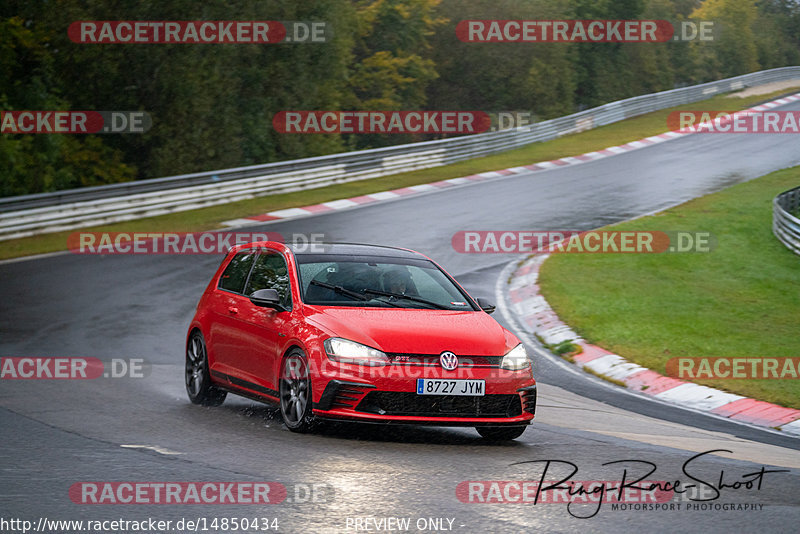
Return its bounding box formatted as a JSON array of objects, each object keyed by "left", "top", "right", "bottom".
[
  {"left": 249, "top": 289, "right": 285, "bottom": 311},
  {"left": 476, "top": 297, "right": 496, "bottom": 314}
]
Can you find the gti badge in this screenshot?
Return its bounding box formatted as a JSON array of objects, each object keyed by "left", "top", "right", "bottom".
[{"left": 439, "top": 351, "right": 458, "bottom": 371}]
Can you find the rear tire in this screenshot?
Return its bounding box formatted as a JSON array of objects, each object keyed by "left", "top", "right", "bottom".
[
  {"left": 279, "top": 349, "right": 314, "bottom": 433},
  {"left": 476, "top": 426, "right": 527, "bottom": 441},
  {"left": 185, "top": 331, "right": 227, "bottom": 406}
]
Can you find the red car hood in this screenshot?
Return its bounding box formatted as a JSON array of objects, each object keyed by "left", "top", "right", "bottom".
[{"left": 304, "top": 306, "right": 517, "bottom": 356}]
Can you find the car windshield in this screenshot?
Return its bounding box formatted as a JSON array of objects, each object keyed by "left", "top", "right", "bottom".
[{"left": 295, "top": 254, "right": 477, "bottom": 310}]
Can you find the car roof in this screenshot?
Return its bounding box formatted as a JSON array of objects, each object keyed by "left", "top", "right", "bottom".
[{"left": 287, "top": 242, "right": 422, "bottom": 259}]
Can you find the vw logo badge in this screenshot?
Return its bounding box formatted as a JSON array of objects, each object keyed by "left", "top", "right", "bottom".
[{"left": 439, "top": 351, "right": 458, "bottom": 371}]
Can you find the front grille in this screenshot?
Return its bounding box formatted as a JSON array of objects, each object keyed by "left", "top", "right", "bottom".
[
  {"left": 316, "top": 381, "right": 375, "bottom": 411},
  {"left": 356, "top": 391, "right": 522, "bottom": 418},
  {"left": 518, "top": 385, "right": 537, "bottom": 414},
  {"left": 331, "top": 386, "right": 364, "bottom": 409},
  {"left": 386, "top": 354, "right": 502, "bottom": 367}
]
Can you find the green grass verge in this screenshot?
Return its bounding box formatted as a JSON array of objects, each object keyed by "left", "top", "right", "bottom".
[
  {"left": 3, "top": 87, "right": 798, "bottom": 261},
  {"left": 538, "top": 166, "right": 800, "bottom": 409}
]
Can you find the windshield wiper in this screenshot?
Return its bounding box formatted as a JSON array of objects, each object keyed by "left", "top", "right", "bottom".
[
  {"left": 309, "top": 280, "right": 368, "bottom": 301},
  {"left": 361, "top": 288, "right": 449, "bottom": 310}
]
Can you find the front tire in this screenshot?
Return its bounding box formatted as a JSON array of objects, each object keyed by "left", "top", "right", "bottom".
[
  {"left": 185, "top": 331, "right": 227, "bottom": 406},
  {"left": 279, "top": 349, "right": 314, "bottom": 433},
  {"left": 476, "top": 426, "right": 527, "bottom": 441}
]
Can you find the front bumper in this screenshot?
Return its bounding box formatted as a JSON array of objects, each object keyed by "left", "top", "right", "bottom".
[{"left": 310, "top": 361, "right": 537, "bottom": 426}]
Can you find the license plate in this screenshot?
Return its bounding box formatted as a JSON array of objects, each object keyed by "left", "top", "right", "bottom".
[{"left": 416, "top": 379, "right": 485, "bottom": 396}]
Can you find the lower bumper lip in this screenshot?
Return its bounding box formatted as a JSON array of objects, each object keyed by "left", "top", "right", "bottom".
[{"left": 310, "top": 409, "right": 535, "bottom": 426}]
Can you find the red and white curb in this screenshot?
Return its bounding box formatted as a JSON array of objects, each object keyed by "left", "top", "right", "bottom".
[
  {"left": 222, "top": 92, "right": 800, "bottom": 229},
  {"left": 506, "top": 254, "right": 800, "bottom": 437},
  {"left": 746, "top": 92, "right": 800, "bottom": 112}
]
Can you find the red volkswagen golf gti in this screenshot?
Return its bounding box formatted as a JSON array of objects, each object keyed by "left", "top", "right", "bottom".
[{"left": 185, "top": 242, "right": 536, "bottom": 440}]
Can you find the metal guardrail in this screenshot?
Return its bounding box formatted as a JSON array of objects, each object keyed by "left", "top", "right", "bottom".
[
  {"left": 2, "top": 66, "right": 800, "bottom": 240},
  {"left": 773, "top": 185, "right": 800, "bottom": 255}
]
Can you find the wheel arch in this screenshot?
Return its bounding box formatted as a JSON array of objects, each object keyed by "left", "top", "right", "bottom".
[
  {"left": 187, "top": 325, "right": 220, "bottom": 378},
  {"left": 277, "top": 342, "right": 307, "bottom": 376}
]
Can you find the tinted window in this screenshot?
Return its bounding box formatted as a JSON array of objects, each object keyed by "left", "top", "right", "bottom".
[
  {"left": 218, "top": 251, "right": 257, "bottom": 293},
  {"left": 245, "top": 252, "right": 292, "bottom": 309}
]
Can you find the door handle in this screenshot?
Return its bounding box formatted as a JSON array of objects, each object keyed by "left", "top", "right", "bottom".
[{"left": 228, "top": 307, "right": 238, "bottom": 315}]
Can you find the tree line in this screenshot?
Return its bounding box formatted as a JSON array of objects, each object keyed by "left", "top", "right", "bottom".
[{"left": 2, "top": 0, "right": 799, "bottom": 197}]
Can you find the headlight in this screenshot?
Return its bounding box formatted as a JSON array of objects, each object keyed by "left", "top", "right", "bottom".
[
  {"left": 324, "top": 338, "right": 389, "bottom": 367},
  {"left": 501, "top": 344, "right": 530, "bottom": 371}
]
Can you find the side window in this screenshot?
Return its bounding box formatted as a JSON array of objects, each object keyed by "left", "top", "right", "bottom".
[
  {"left": 218, "top": 251, "right": 257, "bottom": 293},
  {"left": 245, "top": 252, "right": 292, "bottom": 309}
]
